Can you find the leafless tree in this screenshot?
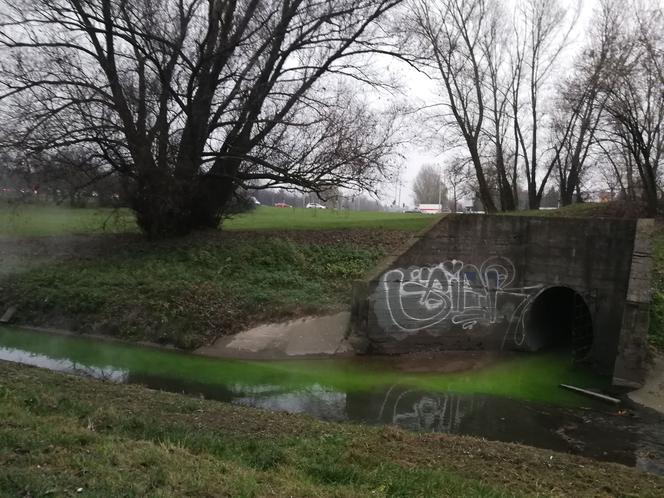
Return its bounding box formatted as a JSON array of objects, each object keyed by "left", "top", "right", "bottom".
[
  {"left": 552, "top": 1, "right": 619, "bottom": 205},
  {"left": 412, "top": 163, "right": 444, "bottom": 205},
  {"left": 0, "top": 0, "right": 403, "bottom": 236},
  {"left": 596, "top": 138, "right": 640, "bottom": 201},
  {"left": 406, "top": 0, "right": 498, "bottom": 212},
  {"left": 481, "top": 1, "right": 517, "bottom": 210},
  {"left": 512, "top": 0, "right": 579, "bottom": 209},
  {"left": 601, "top": 1, "right": 664, "bottom": 216},
  {"left": 404, "top": 0, "right": 578, "bottom": 212},
  {"left": 444, "top": 156, "right": 472, "bottom": 211}
]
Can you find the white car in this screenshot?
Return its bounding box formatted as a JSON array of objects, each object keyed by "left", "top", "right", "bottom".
[{"left": 306, "top": 203, "right": 326, "bottom": 209}]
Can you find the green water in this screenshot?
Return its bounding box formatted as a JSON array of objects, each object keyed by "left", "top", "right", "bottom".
[{"left": 0, "top": 326, "right": 607, "bottom": 406}]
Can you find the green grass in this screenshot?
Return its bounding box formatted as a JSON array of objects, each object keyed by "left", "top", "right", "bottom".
[
  {"left": 0, "top": 237, "right": 387, "bottom": 348},
  {"left": 0, "top": 204, "right": 434, "bottom": 236},
  {"left": 225, "top": 207, "right": 436, "bottom": 231},
  {"left": 0, "top": 204, "right": 136, "bottom": 236},
  {"left": 1, "top": 361, "right": 662, "bottom": 498}
]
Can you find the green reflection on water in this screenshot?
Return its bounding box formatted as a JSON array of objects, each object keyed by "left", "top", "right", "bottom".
[{"left": 0, "top": 326, "right": 608, "bottom": 406}]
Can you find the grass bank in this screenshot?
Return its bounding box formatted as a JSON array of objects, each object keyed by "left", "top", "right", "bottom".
[
  {"left": 1, "top": 361, "right": 662, "bottom": 498},
  {"left": 0, "top": 204, "right": 433, "bottom": 347},
  {"left": 0, "top": 232, "right": 408, "bottom": 348}
]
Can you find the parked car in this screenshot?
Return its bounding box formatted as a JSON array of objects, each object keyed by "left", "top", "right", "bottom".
[
  {"left": 274, "top": 202, "right": 292, "bottom": 208},
  {"left": 306, "top": 203, "right": 326, "bottom": 209}
]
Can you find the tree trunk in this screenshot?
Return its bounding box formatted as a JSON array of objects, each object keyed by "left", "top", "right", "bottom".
[
  {"left": 469, "top": 144, "right": 497, "bottom": 213},
  {"left": 129, "top": 171, "right": 234, "bottom": 238},
  {"left": 495, "top": 142, "right": 516, "bottom": 211}
]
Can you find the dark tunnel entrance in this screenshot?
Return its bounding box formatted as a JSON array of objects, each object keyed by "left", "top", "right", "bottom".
[{"left": 525, "top": 287, "right": 593, "bottom": 360}]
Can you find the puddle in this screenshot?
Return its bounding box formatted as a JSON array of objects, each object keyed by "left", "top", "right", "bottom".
[{"left": 1, "top": 326, "right": 663, "bottom": 473}]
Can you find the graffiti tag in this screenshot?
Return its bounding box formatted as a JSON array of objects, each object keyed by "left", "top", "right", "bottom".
[{"left": 378, "top": 257, "right": 541, "bottom": 344}]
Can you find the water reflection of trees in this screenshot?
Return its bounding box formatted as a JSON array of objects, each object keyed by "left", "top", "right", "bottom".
[
  {"left": 0, "top": 347, "right": 128, "bottom": 383},
  {"left": 232, "top": 383, "right": 347, "bottom": 422}
]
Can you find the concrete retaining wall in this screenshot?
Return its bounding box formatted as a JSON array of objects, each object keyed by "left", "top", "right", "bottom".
[{"left": 350, "top": 214, "right": 654, "bottom": 386}]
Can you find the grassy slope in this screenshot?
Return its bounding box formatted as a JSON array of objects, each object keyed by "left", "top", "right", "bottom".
[
  {"left": 2, "top": 361, "right": 662, "bottom": 498},
  {"left": 0, "top": 205, "right": 433, "bottom": 235},
  {"left": 0, "top": 205, "right": 433, "bottom": 348},
  {"left": 0, "top": 236, "right": 391, "bottom": 348}
]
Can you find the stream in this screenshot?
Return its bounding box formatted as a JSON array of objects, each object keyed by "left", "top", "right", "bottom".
[{"left": 1, "top": 326, "right": 663, "bottom": 474}]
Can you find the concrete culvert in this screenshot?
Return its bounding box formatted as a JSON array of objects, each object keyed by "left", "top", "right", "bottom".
[{"left": 525, "top": 287, "right": 593, "bottom": 360}]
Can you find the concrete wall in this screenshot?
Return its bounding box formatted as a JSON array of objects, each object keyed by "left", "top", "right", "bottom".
[{"left": 350, "top": 214, "right": 653, "bottom": 386}]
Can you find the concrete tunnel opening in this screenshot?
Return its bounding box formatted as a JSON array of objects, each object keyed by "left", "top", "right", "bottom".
[{"left": 525, "top": 287, "right": 593, "bottom": 360}]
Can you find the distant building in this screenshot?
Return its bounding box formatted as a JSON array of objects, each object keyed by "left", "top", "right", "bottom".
[{"left": 418, "top": 203, "right": 445, "bottom": 214}]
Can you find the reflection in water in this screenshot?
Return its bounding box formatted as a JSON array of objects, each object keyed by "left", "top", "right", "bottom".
[
  {"left": 351, "top": 387, "right": 664, "bottom": 473},
  {"left": 378, "top": 387, "right": 484, "bottom": 433},
  {"left": 1, "top": 343, "right": 664, "bottom": 474},
  {"left": 0, "top": 347, "right": 128, "bottom": 382},
  {"left": 233, "top": 383, "right": 348, "bottom": 422}
]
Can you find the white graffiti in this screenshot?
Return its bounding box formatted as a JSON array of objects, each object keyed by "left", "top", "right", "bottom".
[{"left": 380, "top": 256, "right": 541, "bottom": 344}]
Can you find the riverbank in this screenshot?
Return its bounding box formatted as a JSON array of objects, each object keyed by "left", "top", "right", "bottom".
[
  {"left": 2, "top": 204, "right": 664, "bottom": 356},
  {"left": 0, "top": 228, "right": 416, "bottom": 349},
  {"left": 1, "top": 360, "right": 662, "bottom": 497}
]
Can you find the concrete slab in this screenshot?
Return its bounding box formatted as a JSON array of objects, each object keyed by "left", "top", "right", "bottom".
[{"left": 196, "top": 312, "right": 353, "bottom": 359}]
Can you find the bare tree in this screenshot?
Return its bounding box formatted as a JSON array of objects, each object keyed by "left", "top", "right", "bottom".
[
  {"left": 512, "top": 0, "right": 579, "bottom": 209},
  {"left": 404, "top": 0, "right": 578, "bottom": 212},
  {"left": 552, "top": 1, "right": 619, "bottom": 205},
  {"left": 481, "top": 1, "right": 517, "bottom": 211},
  {"left": 0, "top": 0, "right": 403, "bottom": 236},
  {"left": 413, "top": 163, "right": 444, "bottom": 205},
  {"left": 407, "top": 0, "right": 497, "bottom": 212},
  {"left": 445, "top": 156, "right": 472, "bottom": 211},
  {"left": 596, "top": 138, "right": 640, "bottom": 201},
  {"left": 602, "top": 1, "right": 664, "bottom": 216}
]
